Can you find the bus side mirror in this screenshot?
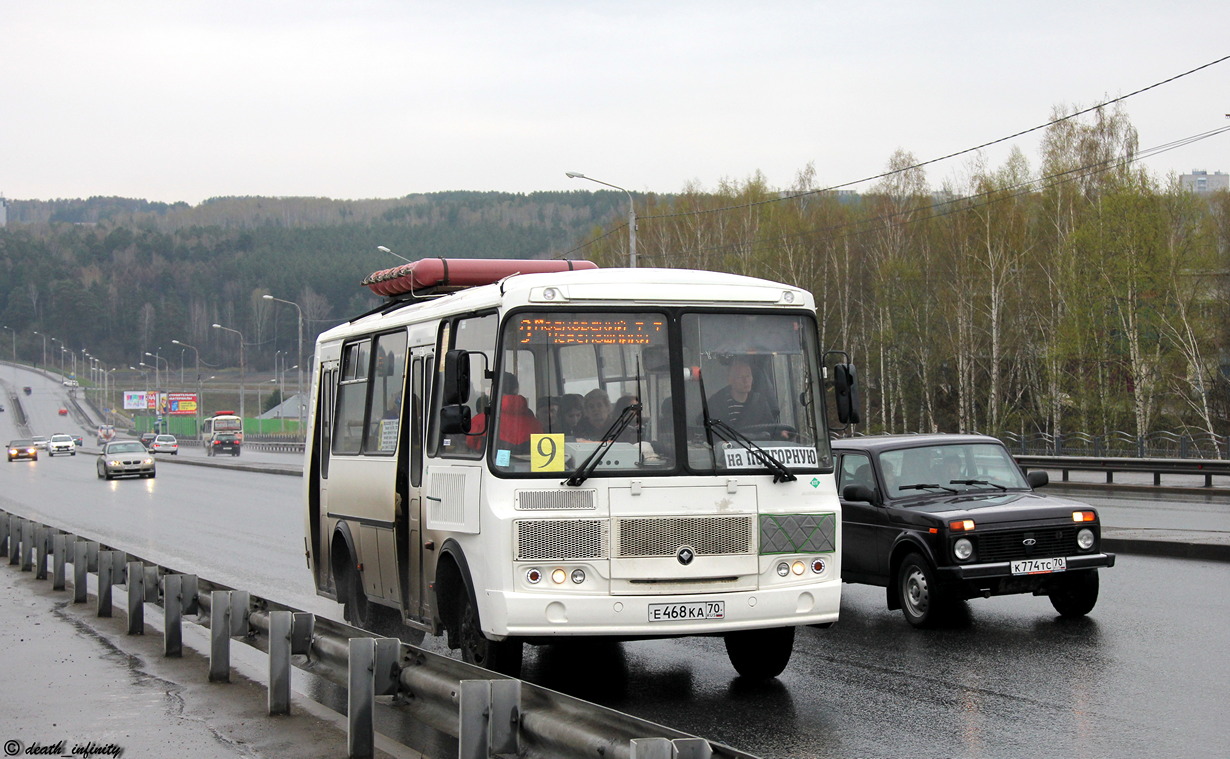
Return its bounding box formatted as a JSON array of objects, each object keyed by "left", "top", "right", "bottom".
[
  {"left": 439, "top": 404, "right": 473, "bottom": 435},
  {"left": 833, "top": 363, "right": 861, "bottom": 425},
  {"left": 442, "top": 350, "right": 470, "bottom": 405}
]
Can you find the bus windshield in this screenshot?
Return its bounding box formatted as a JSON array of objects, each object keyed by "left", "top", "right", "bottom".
[{"left": 487, "top": 309, "right": 831, "bottom": 477}]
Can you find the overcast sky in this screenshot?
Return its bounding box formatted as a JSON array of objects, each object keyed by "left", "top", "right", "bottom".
[{"left": 3, "top": 1, "right": 1227, "bottom": 205}]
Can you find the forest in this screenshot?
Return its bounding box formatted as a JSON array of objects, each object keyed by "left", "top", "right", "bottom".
[{"left": 1, "top": 105, "right": 1227, "bottom": 451}]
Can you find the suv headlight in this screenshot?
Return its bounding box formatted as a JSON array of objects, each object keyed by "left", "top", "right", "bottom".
[
  {"left": 954, "top": 537, "right": 974, "bottom": 561},
  {"left": 1076, "top": 528, "right": 1095, "bottom": 551}
]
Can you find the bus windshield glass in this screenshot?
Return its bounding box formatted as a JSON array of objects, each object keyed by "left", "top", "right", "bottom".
[{"left": 488, "top": 310, "right": 830, "bottom": 477}]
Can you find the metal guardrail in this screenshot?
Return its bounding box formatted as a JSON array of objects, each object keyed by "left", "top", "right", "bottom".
[
  {"left": 0, "top": 508, "right": 755, "bottom": 759},
  {"left": 1001, "top": 431, "right": 1227, "bottom": 460},
  {"left": 1016, "top": 455, "right": 1230, "bottom": 488}
]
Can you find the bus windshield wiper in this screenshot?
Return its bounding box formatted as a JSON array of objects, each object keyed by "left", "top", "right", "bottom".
[
  {"left": 950, "top": 478, "right": 1007, "bottom": 491},
  {"left": 898, "top": 483, "right": 958, "bottom": 494},
  {"left": 705, "top": 417, "right": 796, "bottom": 484},
  {"left": 563, "top": 401, "right": 642, "bottom": 487}
]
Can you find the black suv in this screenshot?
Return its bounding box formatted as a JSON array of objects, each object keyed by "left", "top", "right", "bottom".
[
  {"left": 208, "top": 432, "right": 241, "bottom": 456},
  {"left": 834, "top": 434, "right": 1115, "bottom": 627},
  {"left": 139, "top": 432, "right": 158, "bottom": 449}
]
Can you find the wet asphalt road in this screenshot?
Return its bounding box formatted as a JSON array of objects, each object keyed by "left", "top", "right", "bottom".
[{"left": 3, "top": 366, "right": 1228, "bottom": 758}]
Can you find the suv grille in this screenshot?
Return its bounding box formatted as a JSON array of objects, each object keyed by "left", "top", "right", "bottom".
[{"left": 977, "top": 526, "right": 1086, "bottom": 562}]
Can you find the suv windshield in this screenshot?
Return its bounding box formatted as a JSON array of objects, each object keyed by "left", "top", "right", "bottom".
[
  {"left": 880, "top": 443, "right": 1030, "bottom": 499},
  {"left": 481, "top": 309, "right": 831, "bottom": 478}
]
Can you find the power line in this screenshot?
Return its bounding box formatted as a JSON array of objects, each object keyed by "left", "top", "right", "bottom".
[{"left": 640, "top": 54, "right": 1230, "bottom": 222}]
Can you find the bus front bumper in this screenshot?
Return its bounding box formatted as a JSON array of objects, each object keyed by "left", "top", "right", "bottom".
[{"left": 486, "top": 579, "right": 841, "bottom": 639}]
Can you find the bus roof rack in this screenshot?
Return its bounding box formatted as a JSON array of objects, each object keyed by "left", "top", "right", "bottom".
[{"left": 361, "top": 258, "right": 599, "bottom": 300}]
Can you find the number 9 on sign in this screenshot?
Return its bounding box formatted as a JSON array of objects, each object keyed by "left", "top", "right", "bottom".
[{"left": 531, "top": 434, "right": 565, "bottom": 472}]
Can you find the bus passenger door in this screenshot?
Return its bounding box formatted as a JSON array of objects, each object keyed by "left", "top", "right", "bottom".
[
  {"left": 400, "top": 348, "right": 432, "bottom": 623},
  {"left": 310, "top": 360, "right": 339, "bottom": 591}
]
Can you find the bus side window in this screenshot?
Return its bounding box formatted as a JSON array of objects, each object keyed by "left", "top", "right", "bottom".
[
  {"left": 364, "top": 332, "right": 407, "bottom": 454},
  {"left": 435, "top": 314, "right": 497, "bottom": 459},
  {"left": 333, "top": 340, "right": 370, "bottom": 455}
]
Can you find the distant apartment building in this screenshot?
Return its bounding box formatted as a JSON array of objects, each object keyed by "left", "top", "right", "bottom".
[{"left": 1179, "top": 170, "right": 1229, "bottom": 194}]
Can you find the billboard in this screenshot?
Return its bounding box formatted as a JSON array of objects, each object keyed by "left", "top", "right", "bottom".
[
  {"left": 166, "top": 393, "right": 198, "bottom": 416},
  {"left": 123, "top": 391, "right": 149, "bottom": 411}
]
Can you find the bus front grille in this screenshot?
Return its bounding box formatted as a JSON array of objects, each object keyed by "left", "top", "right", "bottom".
[
  {"left": 515, "top": 519, "right": 608, "bottom": 560},
  {"left": 614, "top": 516, "right": 754, "bottom": 558}
]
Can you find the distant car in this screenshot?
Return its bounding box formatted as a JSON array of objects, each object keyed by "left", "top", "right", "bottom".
[
  {"left": 48, "top": 434, "right": 76, "bottom": 456},
  {"left": 32, "top": 436, "right": 49, "bottom": 450},
  {"left": 150, "top": 435, "right": 179, "bottom": 455},
  {"left": 0, "top": 403, "right": 5, "bottom": 412},
  {"left": 207, "top": 432, "right": 242, "bottom": 456},
  {"left": 22, "top": 386, "right": 31, "bottom": 395},
  {"left": 62, "top": 378, "right": 79, "bottom": 387},
  {"left": 58, "top": 407, "right": 68, "bottom": 416},
  {"left": 139, "top": 432, "right": 158, "bottom": 449},
  {"left": 97, "top": 440, "right": 155, "bottom": 480},
  {"left": 72, "top": 435, "right": 83, "bottom": 447},
  {"left": 7, "top": 439, "right": 38, "bottom": 462},
  {"left": 834, "top": 433, "right": 1116, "bottom": 628}
]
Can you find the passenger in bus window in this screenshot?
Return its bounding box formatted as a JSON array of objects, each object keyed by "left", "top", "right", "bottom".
[
  {"left": 539, "top": 394, "right": 582, "bottom": 438},
  {"left": 467, "top": 373, "right": 542, "bottom": 450},
  {"left": 574, "top": 388, "right": 612, "bottom": 440}
]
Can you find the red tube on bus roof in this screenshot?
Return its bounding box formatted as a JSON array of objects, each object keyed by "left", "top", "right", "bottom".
[{"left": 361, "top": 258, "right": 598, "bottom": 298}]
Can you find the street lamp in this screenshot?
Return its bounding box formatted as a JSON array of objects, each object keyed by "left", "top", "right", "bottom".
[
  {"left": 262, "top": 293, "right": 306, "bottom": 435},
  {"left": 144, "top": 351, "right": 168, "bottom": 390},
  {"left": 1, "top": 325, "right": 16, "bottom": 364},
  {"left": 566, "top": 171, "right": 637, "bottom": 267},
  {"left": 33, "top": 331, "right": 48, "bottom": 368},
  {"left": 212, "top": 323, "right": 247, "bottom": 421},
  {"left": 173, "top": 339, "right": 203, "bottom": 437}
]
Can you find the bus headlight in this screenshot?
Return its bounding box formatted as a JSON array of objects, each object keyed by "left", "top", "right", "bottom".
[
  {"left": 1076, "top": 528, "right": 1095, "bottom": 551},
  {"left": 954, "top": 537, "right": 974, "bottom": 561},
  {"left": 570, "top": 569, "right": 586, "bottom": 584},
  {"left": 776, "top": 562, "right": 790, "bottom": 577}
]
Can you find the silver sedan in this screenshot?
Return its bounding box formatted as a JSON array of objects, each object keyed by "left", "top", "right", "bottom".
[{"left": 97, "top": 441, "right": 156, "bottom": 480}]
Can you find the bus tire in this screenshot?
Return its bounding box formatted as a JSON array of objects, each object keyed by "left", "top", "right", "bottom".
[
  {"left": 724, "top": 626, "right": 795, "bottom": 679},
  {"left": 459, "top": 593, "right": 523, "bottom": 676},
  {"left": 341, "top": 564, "right": 370, "bottom": 628}
]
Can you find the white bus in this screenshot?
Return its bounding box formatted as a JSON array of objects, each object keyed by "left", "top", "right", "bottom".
[
  {"left": 202, "top": 411, "right": 243, "bottom": 456},
  {"left": 304, "top": 258, "right": 858, "bottom": 678}
]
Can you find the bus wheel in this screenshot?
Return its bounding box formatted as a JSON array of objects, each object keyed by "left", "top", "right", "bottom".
[
  {"left": 724, "top": 626, "right": 795, "bottom": 679},
  {"left": 341, "top": 565, "right": 370, "bottom": 628},
  {"left": 459, "top": 594, "right": 523, "bottom": 676}
]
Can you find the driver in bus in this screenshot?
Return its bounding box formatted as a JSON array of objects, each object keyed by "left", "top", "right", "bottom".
[{"left": 705, "top": 357, "right": 778, "bottom": 431}]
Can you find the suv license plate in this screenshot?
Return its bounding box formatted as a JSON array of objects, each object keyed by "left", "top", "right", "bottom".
[
  {"left": 1011, "top": 557, "right": 1067, "bottom": 575},
  {"left": 647, "top": 601, "right": 725, "bottom": 622}
]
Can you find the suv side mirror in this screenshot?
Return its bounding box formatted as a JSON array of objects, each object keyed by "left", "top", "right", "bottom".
[
  {"left": 842, "top": 484, "right": 878, "bottom": 504},
  {"left": 1026, "top": 470, "right": 1048, "bottom": 489}
]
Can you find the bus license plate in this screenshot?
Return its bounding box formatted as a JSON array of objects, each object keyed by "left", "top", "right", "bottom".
[
  {"left": 1011, "top": 557, "right": 1067, "bottom": 575},
  {"left": 647, "top": 601, "right": 725, "bottom": 622}
]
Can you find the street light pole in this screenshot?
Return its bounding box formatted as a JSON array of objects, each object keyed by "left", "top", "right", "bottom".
[
  {"left": 262, "top": 294, "right": 306, "bottom": 435},
  {"left": 566, "top": 172, "right": 637, "bottom": 267},
  {"left": 33, "top": 331, "right": 47, "bottom": 368},
  {"left": 172, "top": 339, "right": 202, "bottom": 437},
  {"left": 212, "top": 323, "right": 246, "bottom": 422}
]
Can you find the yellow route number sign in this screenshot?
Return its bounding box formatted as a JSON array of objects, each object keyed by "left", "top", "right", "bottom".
[{"left": 531, "top": 434, "right": 566, "bottom": 472}]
